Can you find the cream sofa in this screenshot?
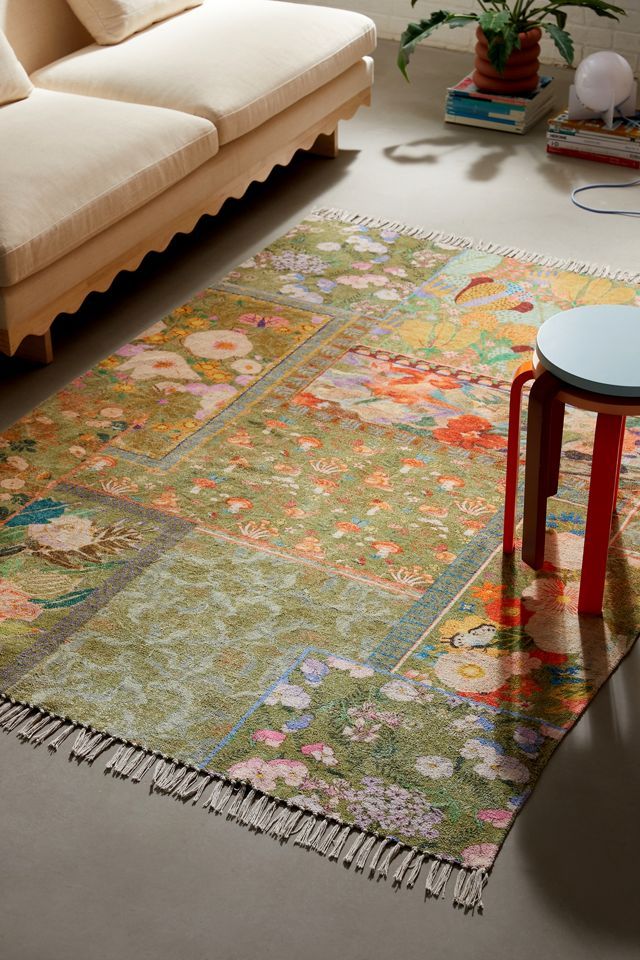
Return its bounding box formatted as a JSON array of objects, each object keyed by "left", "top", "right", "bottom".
[{"left": 0, "top": 0, "right": 375, "bottom": 362}]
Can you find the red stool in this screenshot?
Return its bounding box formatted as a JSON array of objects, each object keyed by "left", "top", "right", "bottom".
[{"left": 502, "top": 306, "right": 640, "bottom": 616}]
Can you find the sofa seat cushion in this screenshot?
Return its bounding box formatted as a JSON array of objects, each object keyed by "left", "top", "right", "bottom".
[
  {"left": 32, "top": 0, "right": 376, "bottom": 145},
  {"left": 0, "top": 89, "right": 218, "bottom": 286}
]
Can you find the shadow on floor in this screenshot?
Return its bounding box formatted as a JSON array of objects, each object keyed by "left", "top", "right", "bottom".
[
  {"left": 384, "top": 135, "right": 517, "bottom": 182},
  {"left": 498, "top": 517, "right": 640, "bottom": 940},
  {"left": 535, "top": 152, "right": 598, "bottom": 197},
  {"left": 514, "top": 647, "right": 640, "bottom": 942}
]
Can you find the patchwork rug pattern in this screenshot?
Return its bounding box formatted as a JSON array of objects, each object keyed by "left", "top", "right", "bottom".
[{"left": 1, "top": 210, "right": 639, "bottom": 910}]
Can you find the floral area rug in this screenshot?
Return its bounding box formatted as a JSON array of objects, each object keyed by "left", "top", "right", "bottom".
[{"left": 1, "top": 209, "right": 639, "bottom": 910}]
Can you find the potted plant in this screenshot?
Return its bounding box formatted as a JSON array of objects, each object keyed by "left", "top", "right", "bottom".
[{"left": 398, "top": 1, "right": 625, "bottom": 95}]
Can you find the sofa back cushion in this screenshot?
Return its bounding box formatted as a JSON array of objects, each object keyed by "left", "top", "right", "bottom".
[
  {"left": 0, "top": 0, "right": 92, "bottom": 74},
  {"left": 0, "top": 30, "right": 32, "bottom": 104},
  {"left": 65, "top": 0, "right": 203, "bottom": 44}
]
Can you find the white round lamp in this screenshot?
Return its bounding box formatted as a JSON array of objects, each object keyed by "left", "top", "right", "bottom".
[{"left": 569, "top": 51, "right": 637, "bottom": 128}]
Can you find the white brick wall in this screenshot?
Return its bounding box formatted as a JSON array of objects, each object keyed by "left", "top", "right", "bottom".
[{"left": 300, "top": 0, "right": 640, "bottom": 70}]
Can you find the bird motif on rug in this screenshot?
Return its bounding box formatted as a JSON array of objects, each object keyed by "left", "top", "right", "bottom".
[{"left": 454, "top": 276, "right": 534, "bottom": 315}]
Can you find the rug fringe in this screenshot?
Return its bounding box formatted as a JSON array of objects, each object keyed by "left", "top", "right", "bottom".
[
  {"left": 453, "top": 866, "right": 489, "bottom": 911},
  {"left": 0, "top": 692, "right": 487, "bottom": 912},
  {"left": 310, "top": 207, "right": 640, "bottom": 286}
]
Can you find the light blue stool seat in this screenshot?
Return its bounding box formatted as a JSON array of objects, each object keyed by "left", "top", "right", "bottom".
[{"left": 536, "top": 304, "right": 640, "bottom": 398}]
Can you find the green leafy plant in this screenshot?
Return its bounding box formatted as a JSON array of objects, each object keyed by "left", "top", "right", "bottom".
[{"left": 398, "top": 0, "right": 626, "bottom": 80}]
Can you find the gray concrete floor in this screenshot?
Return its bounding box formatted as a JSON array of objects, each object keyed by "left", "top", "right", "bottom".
[{"left": 1, "top": 40, "right": 639, "bottom": 960}]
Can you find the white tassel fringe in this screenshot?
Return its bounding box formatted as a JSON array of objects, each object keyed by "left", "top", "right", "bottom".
[
  {"left": 311, "top": 207, "right": 640, "bottom": 286},
  {"left": 0, "top": 693, "right": 489, "bottom": 912}
]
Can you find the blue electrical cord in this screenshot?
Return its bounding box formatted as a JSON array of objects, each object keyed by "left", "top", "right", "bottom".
[
  {"left": 571, "top": 177, "right": 640, "bottom": 216},
  {"left": 569, "top": 107, "right": 640, "bottom": 216}
]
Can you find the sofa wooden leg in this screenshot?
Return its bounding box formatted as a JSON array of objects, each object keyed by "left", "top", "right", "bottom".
[
  {"left": 309, "top": 128, "right": 339, "bottom": 158},
  {"left": 14, "top": 330, "right": 53, "bottom": 364}
]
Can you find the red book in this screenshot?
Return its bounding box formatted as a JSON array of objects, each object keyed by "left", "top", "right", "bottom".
[{"left": 546, "top": 145, "right": 640, "bottom": 169}]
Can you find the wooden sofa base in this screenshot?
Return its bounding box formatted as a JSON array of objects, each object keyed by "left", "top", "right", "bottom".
[
  {"left": 14, "top": 331, "right": 53, "bottom": 364},
  {"left": 309, "top": 128, "right": 339, "bottom": 158},
  {"left": 0, "top": 79, "right": 370, "bottom": 362}
]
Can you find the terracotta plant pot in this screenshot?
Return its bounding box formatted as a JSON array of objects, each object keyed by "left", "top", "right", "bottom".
[{"left": 473, "top": 27, "right": 541, "bottom": 95}]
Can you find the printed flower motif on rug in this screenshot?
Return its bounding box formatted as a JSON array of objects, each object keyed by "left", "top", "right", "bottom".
[
  {"left": 212, "top": 651, "right": 558, "bottom": 869},
  {"left": 95, "top": 290, "right": 333, "bottom": 459},
  {"left": 291, "top": 346, "right": 510, "bottom": 444}
]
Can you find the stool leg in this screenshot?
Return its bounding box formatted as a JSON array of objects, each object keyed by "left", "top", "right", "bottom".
[
  {"left": 578, "top": 413, "right": 625, "bottom": 616},
  {"left": 546, "top": 400, "right": 565, "bottom": 497},
  {"left": 612, "top": 416, "right": 626, "bottom": 512},
  {"left": 522, "top": 372, "right": 562, "bottom": 570},
  {"left": 503, "top": 360, "right": 536, "bottom": 554}
]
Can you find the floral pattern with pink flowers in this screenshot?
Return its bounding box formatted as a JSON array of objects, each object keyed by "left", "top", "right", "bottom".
[
  {"left": 300, "top": 742, "right": 337, "bottom": 766},
  {"left": 292, "top": 348, "right": 509, "bottom": 444},
  {"left": 215, "top": 651, "right": 557, "bottom": 869},
  {"left": 461, "top": 843, "right": 500, "bottom": 868},
  {"left": 94, "top": 289, "right": 333, "bottom": 460},
  {"left": 477, "top": 809, "right": 513, "bottom": 828},
  {"left": 251, "top": 729, "right": 286, "bottom": 748}
]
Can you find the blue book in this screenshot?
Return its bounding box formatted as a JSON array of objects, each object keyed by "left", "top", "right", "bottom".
[
  {"left": 447, "top": 109, "right": 520, "bottom": 127},
  {"left": 446, "top": 96, "right": 524, "bottom": 118},
  {"left": 447, "top": 73, "right": 553, "bottom": 106},
  {"left": 446, "top": 100, "right": 520, "bottom": 122}
]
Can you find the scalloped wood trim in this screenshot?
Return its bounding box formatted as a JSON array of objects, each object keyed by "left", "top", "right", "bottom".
[
  {"left": 0, "top": 88, "right": 370, "bottom": 359},
  {"left": 309, "top": 129, "right": 339, "bottom": 158},
  {"left": 13, "top": 330, "right": 53, "bottom": 364}
]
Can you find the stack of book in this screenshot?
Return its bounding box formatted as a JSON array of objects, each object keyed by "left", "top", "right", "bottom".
[
  {"left": 546, "top": 110, "right": 640, "bottom": 169},
  {"left": 445, "top": 74, "right": 556, "bottom": 134}
]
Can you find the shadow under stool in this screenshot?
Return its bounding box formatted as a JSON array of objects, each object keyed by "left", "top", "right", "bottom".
[{"left": 502, "top": 304, "right": 640, "bottom": 616}]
